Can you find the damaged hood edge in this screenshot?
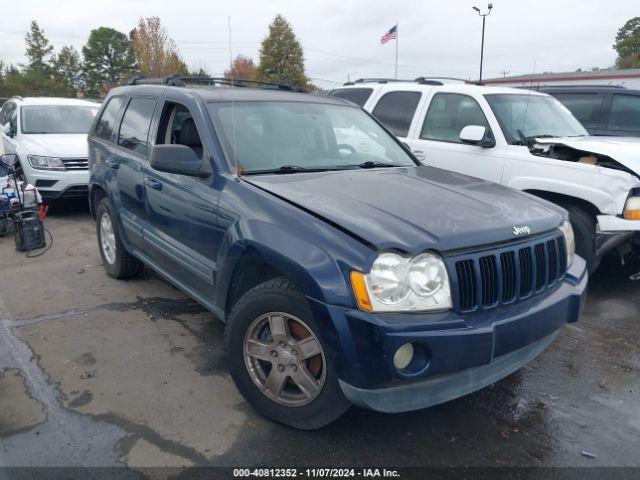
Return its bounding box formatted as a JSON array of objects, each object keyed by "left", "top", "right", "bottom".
[{"left": 535, "top": 136, "right": 640, "bottom": 176}]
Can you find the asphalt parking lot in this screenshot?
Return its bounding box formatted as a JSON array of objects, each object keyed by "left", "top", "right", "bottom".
[{"left": 1, "top": 203, "right": 639, "bottom": 475}]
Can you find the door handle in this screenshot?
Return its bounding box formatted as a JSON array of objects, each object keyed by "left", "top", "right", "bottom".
[
  {"left": 412, "top": 150, "right": 426, "bottom": 161},
  {"left": 105, "top": 159, "right": 119, "bottom": 169},
  {"left": 145, "top": 177, "right": 162, "bottom": 190}
]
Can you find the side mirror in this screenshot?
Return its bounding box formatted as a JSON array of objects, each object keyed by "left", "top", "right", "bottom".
[
  {"left": 149, "top": 144, "right": 208, "bottom": 178},
  {"left": 0, "top": 153, "right": 17, "bottom": 170},
  {"left": 459, "top": 125, "right": 495, "bottom": 148}
]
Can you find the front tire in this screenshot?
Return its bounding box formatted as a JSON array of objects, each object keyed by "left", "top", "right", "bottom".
[
  {"left": 225, "top": 278, "right": 350, "bottom": 429},
  {"left": 96, "top": 198, "right": 144, "bottom": 279},
  {"left": 564, "top": 204, "right": 600, "bottom": 274}
]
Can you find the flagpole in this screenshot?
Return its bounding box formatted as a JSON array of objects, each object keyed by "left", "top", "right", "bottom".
[{"left": 395, "top": 22, "right": 399, "bottom": 79}]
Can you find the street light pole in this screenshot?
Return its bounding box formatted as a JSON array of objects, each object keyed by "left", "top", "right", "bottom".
[{"left": 472, "top": 4, "right": 493, "bottom": 82}]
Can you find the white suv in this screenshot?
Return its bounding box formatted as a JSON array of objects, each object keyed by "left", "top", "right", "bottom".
[
  {"left": 0, "top": 97, "right": 100, "bottom": 202},
  {"left": 330, "top": 79, "right": 640, "bottom": 273}
]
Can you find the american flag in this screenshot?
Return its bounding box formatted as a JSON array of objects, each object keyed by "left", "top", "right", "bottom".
[{"left": 380, "top": 25, "right": 398, "bottom": 44}]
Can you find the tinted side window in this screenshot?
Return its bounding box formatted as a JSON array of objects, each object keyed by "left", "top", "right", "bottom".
[
  {"left": 94, "top": 97, "right": 124, "bottom": 141},
  {"left": 421, "top": 93, "right": 489, "bottom": 143},
  {"left": 552, "top": 93, "right": 599, "bottom": 126},
  {"left": 607, "top": 94, "right": 640, "bottom": 132},
  {"left": 371, "top": 91, "right": 421, "bottom": 137},
  {"left": 117, "top": 98, "right": 156, "bottom": 155},
  {"left": 329, "top": 88, "right": 374, "bottom": 107}
]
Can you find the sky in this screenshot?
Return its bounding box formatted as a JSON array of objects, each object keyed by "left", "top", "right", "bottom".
[{"left": 0, "top": 0, "right": 636, "bottom": 89}]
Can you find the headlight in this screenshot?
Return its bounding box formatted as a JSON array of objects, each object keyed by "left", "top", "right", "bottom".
[
  {"left": 559, "top": 221, "right": 575, "bottom": 267},
  {"left": 27, "top": 155, "right": 65, "bottom": 171},
  {"left": 351, "top": 252, "right": 452, "bottom": 312},
  {"left": 623, "top": 196, "right": 640, "bottom": 220}
]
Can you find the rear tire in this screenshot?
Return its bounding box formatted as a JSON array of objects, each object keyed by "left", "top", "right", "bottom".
[
  {"left": 225, "top": 277, "right": 350, "bottom": 429},
  {"left": 96, "top": 198, "right": 144, "bottom": 279},
  {"left": 563, "top": 204, "right": 600, "bottom": 274}
]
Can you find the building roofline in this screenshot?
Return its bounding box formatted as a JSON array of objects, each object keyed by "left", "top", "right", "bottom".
[{"left": 484, "top": 71, "right": 640, "bottom": 85}]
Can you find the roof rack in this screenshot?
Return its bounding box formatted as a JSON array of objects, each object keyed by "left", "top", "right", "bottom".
[
  {"left": 11, "top": 95, "right": 23, "bottom": 100},
  {"left": 128, "top": 76, "right": 307, "bottom": 92},
  {"left": 344, "top": 77, "right": 445, "bottom": 86}
]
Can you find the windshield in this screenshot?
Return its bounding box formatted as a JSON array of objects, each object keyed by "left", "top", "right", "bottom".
[
  {"left": 21, "top": 105, "right": 99, "bottom": 134},
  {"left": 484, "top": 94, "right": 588, "bottom": 144},
  {"left": 207, "top": 101, "right": 417, "bottom": 174}
]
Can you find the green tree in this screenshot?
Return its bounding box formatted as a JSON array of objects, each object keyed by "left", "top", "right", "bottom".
[
  {"left": 257, "top": 15, "right": 309, "bottom": 88},
  {"left": 54, "top": 45, "right": 83, "bottom": 94},
  {"left": 83, "top": 27, "right": 137, "bottom": 96},
  {"left": 25, "top": 21, "right": 54, "bottom": 74},
  {"left": 614, "top": 17, "right": 640, "bottom": 68}
]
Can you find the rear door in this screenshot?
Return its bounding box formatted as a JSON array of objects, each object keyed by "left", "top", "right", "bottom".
[
  {"left": 597, "top": 92, "right": 640, "bottom": 137},
  {"left": 405, "top": 91, "right": 507, "bottom": 183},
  {"left": 143, "top": 97, "right": 220, "bottom": 300},
  {"left": 112, "top": 96, "right": 157, "bottom": 249}
]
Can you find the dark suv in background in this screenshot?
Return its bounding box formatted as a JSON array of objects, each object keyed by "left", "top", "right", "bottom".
[
  {"left": 87, "top": 77, "right": 587, "bottom": 429},
  {"left": 539, "top": 85, "right": 640, "bottom": 137}
]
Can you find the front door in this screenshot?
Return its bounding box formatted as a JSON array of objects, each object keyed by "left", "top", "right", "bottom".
[
  {"left": 143, "top": 99, "right": 220, "bottom": 301},
  {"left": 407, "top": 92, "right": 506, "bottom": 183}
]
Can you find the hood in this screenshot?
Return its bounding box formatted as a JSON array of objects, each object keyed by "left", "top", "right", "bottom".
[
  {"left": 19, "top": 134, "right": 89, "bottom": 158},
  {"left": 245, "top": 166, "right": 564, "bottom": 253},
  {"left": 535, "top": 136, "right": 640, "bottom": 174}
]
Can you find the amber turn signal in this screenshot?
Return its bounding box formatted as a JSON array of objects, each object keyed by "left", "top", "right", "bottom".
[
  {"left": 623, "top": 210, "right": 640, "bottom": 220},
  {"left": 350, "top": 271, "right": 373, "bottom": 312}
]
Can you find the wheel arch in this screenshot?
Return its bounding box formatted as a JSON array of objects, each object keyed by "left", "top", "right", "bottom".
[{"left": 523, "top": 189, "right": 601, "bottom": 218}]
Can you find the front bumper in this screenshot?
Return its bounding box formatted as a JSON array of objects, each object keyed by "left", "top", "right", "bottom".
[
  {"left": 597, "top": 214, "right": 640, "bottom": 233},
  {"left": 308, "top": 256, "right": 587, "bottom": 412},
  {"left": 596, "top": 215, "right": 640, "bottom": 255},
  {"left": 340, "top": 331, "right": 557, "bottom": 412}
]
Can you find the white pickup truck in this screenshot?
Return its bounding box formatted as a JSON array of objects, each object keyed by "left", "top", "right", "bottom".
[{"left": 330, "top": 79, "right": 640, "bottom": 273}]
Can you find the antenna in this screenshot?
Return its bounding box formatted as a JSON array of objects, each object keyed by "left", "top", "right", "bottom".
[
  {"left": 228, "top": 16, "right": 239, "bottom": 178},
  {"left": 520, "top": 60, "right": 537, "bottom": 143}
]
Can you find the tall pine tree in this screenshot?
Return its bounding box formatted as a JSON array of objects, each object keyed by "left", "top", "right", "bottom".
[
  {"left": 25, "top": 21, "right": 54, "bottom": 74},
  {"left": 257, "top": 15, "right": 309, "bottom": 88}
]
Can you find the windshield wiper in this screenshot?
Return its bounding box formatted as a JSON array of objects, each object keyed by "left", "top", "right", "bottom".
[
  {"left": 355, "top": 160, "right": 398, "bottom": 169},
  {"left": 243, "top": 165, "right": 342, "bottom": 175}
]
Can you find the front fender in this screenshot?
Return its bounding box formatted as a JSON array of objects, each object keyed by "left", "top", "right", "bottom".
[
  {"left": 507, "top": 176, "right": 615, "bottom": 214},
  {"left": 216, "top": 218, "right": 365, "bottom": 312}
]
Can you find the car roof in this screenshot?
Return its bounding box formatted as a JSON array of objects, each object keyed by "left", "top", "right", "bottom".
[
  {"left": 15, "top": 97, "right": 100, "bottom": 107},
  {"left": 332, "top": 81, "right": 549, "bottom": 97},
  {"left": 108, "top": 84, "right": 354, "bottom": 106}
]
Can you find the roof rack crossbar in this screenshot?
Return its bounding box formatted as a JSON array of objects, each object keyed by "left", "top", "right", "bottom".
[{"left": 129, "top": 76, "right": 307, "bottom": 92}]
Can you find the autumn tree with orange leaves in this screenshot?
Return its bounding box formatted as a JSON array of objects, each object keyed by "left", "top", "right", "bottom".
[{"left": 130, "top": 17, "right": 188, "bottom": 77}]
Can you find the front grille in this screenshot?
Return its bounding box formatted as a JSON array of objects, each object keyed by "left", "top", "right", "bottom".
[
  {"left": 61, "top": 158, "right": 88, "bottom": 170},
  {"left": 448, "top": 232, "right": 567, "bottom": 313}
]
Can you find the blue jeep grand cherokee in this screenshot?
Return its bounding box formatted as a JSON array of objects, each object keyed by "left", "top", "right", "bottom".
[{"left": 88, "top": 78, "right": 587, "bottom": 429}]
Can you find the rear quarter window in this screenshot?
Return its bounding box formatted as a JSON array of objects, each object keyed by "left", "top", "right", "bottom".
[
  {"left": 552, "top": 92, "right": 600, "bottom": 127},
  {"left": 329, "top": 88, "right": 373, "bottom": 107},
  {"left": 94, "top": 97, "right": 125, "bottom": 142},
  {"left": 371, "top": 91, "right": 421, "bottom": 137},
  {"left": 607, "top": 94, "right": 640, "bottom": 132}
]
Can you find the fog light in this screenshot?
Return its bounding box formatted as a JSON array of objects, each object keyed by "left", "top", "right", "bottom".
[{"left": 393, "top": 343, "right": 414, "bottom": 370}]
